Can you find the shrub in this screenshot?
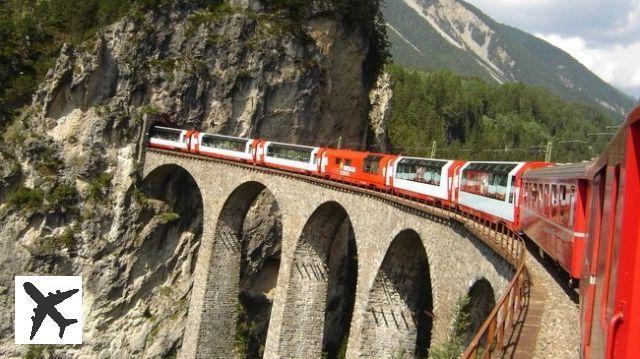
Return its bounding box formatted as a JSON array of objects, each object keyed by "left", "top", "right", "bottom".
[
  {"left": 38, "top": 227, "right": 77, "bottom": 252},
  {"left": 6, "top": 186, "right": 45, "bottom": 211},
  {"left": 47, "top": 183, "right": 79, "bottom": 211},
  {"left": 429, "top": 296, "right": 470, "bottom": 359},
  {"left": 87, "top": 172, "right": 113, "bottom": 203}
]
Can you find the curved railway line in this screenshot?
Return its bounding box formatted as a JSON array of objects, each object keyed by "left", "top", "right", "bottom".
[{"left": 146, "top": 148, "right": 558, "bottom": 357}]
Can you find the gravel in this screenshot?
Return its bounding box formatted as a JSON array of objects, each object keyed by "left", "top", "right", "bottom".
[{"left": 526, "top": 243, "right": 581, "bottom": 359}]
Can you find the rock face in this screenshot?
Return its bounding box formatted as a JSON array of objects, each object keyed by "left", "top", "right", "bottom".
[
  {"left": 368, "top": 71, "right": 393, "bottom": 152},
  {"left": 34, "top": 0, "right": 384, "bottom": 148},
  {"left": 0, "top": 1, "right": 388, "bottom": 357}
]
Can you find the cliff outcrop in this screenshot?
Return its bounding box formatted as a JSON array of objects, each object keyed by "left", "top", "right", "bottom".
[{"left": 0, "top": 0, "right": 390, "bottom": 357}]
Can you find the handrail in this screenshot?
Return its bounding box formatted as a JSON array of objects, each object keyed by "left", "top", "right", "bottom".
[
  {"left": 144, "top": 148, "right": 529, "bottom": 358},
  {"left": 461, "top": 224, "right": 527, "bottom": 358}
]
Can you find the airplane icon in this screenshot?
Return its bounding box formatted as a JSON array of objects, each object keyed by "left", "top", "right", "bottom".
[{"left": 23, "top": 282, "right": 79, "bottom": 340}]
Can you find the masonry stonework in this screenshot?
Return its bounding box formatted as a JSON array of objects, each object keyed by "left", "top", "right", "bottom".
[{"left": 142, "top": 151, "right": 514, "bottom": 358}]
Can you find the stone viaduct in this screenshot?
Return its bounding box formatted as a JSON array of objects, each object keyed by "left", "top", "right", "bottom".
[{"left": 142, "top": 149, "right": 514, "bottom": 358}]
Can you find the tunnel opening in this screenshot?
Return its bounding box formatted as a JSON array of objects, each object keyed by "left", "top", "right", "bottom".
[
  {"left": 279, "top": 201, "right": 358, "bottom": 358},
  {"left": 134, "top": 164, "right": 203, "bottom": 356},
  {"left": 460, "top": 278, "right": 495, "bottom": 347},
  {"left": 360, "top": 229, "right": 433, "bottom": 358},
  {"left": 198, "top": 181, "right": 282, "bottom": 358}
]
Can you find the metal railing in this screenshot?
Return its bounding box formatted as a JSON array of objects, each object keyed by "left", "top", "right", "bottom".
[{"left": 145, "top": 148, "right": 530, "bottom": 358}]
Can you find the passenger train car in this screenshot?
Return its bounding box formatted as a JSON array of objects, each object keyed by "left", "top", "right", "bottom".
[
  {"left": 390, "top": 157, "right": 464, "bottom": 204},
  {"left": 521, "top": 162, "right": 592, "bottom": 279},
  {"left": 457, "top": 161, "right": 549, "bottom": 230},
  {"left": 321, "top": 149, "right": 396, "bottom": 189},
  {"left": 579, "top": 106, "right": 640, "bottom": 359}
]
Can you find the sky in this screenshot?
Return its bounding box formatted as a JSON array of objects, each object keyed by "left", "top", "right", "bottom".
[{"left": 464, "top": 0, "right": 640, "bottom": 98}]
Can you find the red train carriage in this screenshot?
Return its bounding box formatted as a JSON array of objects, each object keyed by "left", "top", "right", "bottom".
[
  {"left": 386, "top": 157, "right": 464, "bottom": 204},
  {"left": 257, "top": 141, "right": 325, "bottom": 174},
  {"left": 456, "top": 161, "right": 550, "bottom": 230},
  {"left": 321, "top": 149, "right": 397, "bottom": 189},
  {"left": 521, "top": 162, "right": 592, "bottom": 279},
  {"left": 580, "top": 106, "right": 640, "bottom": 359}
]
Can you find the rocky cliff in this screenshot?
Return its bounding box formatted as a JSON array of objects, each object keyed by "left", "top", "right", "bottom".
[{"left": 0, "top": 1, "right": 389, "bottom": 357}]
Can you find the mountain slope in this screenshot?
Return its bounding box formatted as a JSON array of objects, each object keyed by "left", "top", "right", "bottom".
[{"left": 384, "top": 0, "right": 636, "bottom": 116}]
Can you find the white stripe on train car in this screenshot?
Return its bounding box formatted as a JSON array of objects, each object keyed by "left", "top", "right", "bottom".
[
  {"left": 198, "top": 145, "right": 253, "bottom": 160},
  {"left": 149, "top": 138, "right": 187, "bottom": 150}
]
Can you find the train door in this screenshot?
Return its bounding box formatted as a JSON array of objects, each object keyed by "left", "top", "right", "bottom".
[
  {"left": 256, "top": 141, "right": 266, "bottom": 164},
  {"left": 321, "top": 152, "right": 329, "bottom": 174},
  {"left": 190, "top": 132, "right": 200, "bottom": 153},
  {"left": 582, "top": 164, "right": 621, "bottom": 358},
  {"left": 451, "top": 165, "right": 462, "bottom": 202},
  {"left": 581, "top": 169, "right": 606, "bottom": 357},
  {"left": 385, "top": 158, "right": 396, "bottom": 187}
]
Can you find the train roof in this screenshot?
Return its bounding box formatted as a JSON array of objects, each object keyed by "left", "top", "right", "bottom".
[{"left": 523, "top": 161, "right": 594, "bottom": 180}]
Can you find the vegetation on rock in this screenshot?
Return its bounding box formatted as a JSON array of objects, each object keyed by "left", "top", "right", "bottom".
[{"left": 428, "top": 295, "right": 471, "bottom": 359}]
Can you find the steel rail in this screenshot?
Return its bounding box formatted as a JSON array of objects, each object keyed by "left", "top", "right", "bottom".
[{"left": 145, "top": 148, "right": 529, "bottom": 357}]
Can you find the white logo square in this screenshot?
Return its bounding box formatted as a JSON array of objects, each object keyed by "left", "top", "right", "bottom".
[{"left": 15, "top": 276, "right": 83, "bottom": 344}]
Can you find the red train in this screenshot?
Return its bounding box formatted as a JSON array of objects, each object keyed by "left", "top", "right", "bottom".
[
  {"left": 578, "top": 106, "right": 640, "bottom": 359},
  {"left": 148, "top": 126, "right": 548, "bottom": 232},
  {"left": 148, "top": 103, "right": 640, "bottom": 357}
]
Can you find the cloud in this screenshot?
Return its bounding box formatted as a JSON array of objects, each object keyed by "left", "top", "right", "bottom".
[
  {"left": 536, "top": 33, "right": 640, "bottom": 96},
  {"left": 465, "top": 0, "right": 640, "bottom": 46},
  {"left": 463, "top": 0, "right": 640, "bottom": 96}
]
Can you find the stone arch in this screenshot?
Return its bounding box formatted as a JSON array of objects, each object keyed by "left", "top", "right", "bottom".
[
  {"left": 460, "top": 278, "right": 495, "bottom": 347},
  {"left": 360, "top": 229, "right": 433, "bottom": 358},
  {"left": 136, "top": 164, "right": 203, "bottom": 357},
  {"left": 196, "top": 181, "right": 283, "bottom": 358},
  {"left": 279, "top": 201, "right": 358, "bottom": 358}
]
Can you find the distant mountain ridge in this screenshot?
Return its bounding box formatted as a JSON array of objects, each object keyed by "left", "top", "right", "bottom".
[{"left": 384, "top": 0, "right": 636, "bottom": 117}]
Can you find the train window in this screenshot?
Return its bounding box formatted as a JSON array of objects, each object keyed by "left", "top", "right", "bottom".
[
  {"left": 335, "top": 158, "right": 341, "bottom": 165},
  {"left": 396, "top": 158, "right": 446, "bottom": 185},
  {"left": 551, "top": 185, "right": 558, "bottom": 218},
  {"left": 544, "top": 184, "right": 550, "bottom": 216},
  {"left": 150, "top": 127, "right": 182, "bottom": 142},
  {"left": 363, "top": 155, "right": 382, "bottom": 173},
  {"left": 345, "top": 159, "right": 352, "bottom": 166},
  {"left": 461, "top": 162, "right": 516, "bottom": 200},
  {"left": 201, "top": 134, "right": 247, "bottom": 152},
  {"left": 267, "top": 143, "right": 313, "bottom": 163}
]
